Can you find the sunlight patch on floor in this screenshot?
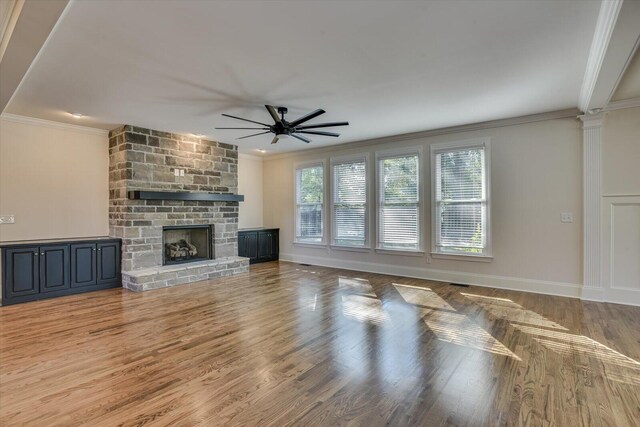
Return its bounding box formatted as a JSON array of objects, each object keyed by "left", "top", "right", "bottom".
[
  {"left": 393, "top": 283, "right": 455, "bottom": 311},
  {"left": 338, "top": 276, "right": 377, "bottom": 297},
  {"left": 512, "top": 324, "right": 640, "bottom": 370},
  {"left": 341, "top": 294, "right": 389, "bottom": 325},
  {"left": 461, "top": 293, "right": 568, "bottom": 330},
  {"left": 421, "top": 309, "right": 521, "bottom": 360}
]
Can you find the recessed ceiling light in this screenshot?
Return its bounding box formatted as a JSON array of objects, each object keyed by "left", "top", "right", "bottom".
[
  {"left": 69, "top": 112, "right": 84, "bottom": 118},
  {"left": 256, "top": 149, "right": 267, "bottom": 153},
  {"left": 193, "top": 134, "right": 206, "bottom": 138}
]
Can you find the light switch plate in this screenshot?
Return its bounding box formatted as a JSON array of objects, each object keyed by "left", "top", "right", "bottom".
[
  {"left": 180, "top": 169, "right": 185, "bottom": 176},
  {"left": 561, "top": 212, "right": 574, "bottom": 223},
  {"left": 0, "top": 215, "right": 15, "bottom": 224},
  {"left": 174, "top": 169, "right": 180, "bottom": 177}
]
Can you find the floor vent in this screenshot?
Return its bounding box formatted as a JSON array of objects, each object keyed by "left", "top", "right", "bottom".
[
  {"left": 450, "top": 283, "right": 470, "bottom": 287},
  {"left": 299, "top": 263, "right": 312, "bottom": 267}
]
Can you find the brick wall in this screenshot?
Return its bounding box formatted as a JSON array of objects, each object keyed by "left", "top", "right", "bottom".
[{"left": 108, "top": 125, "right": 240, "bottom": 271}]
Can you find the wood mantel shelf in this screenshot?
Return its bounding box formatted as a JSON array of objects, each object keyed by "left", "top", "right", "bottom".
[{"left": 127, "top": 191, "right": 244, "bottom": 202}]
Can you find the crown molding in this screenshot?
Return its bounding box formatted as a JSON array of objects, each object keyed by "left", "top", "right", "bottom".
[
  {"left": 604, "top": 97, "right": 640, "bottom": 111},
  {"left": 579, "top": 0, "right": 623, "bottom": 111},
  {"left": 0, "top": 113, "right": 108, "bottom": 136},
  {"left": 264, "top": 108, "right": 579, "bottom": 161}
]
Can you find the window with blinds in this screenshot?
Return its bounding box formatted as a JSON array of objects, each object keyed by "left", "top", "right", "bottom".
[
  {"left": 295, "top": 163, "right": 324, "bottom": 243},
  {"left": 332, "top": 158, "right": 367, "bottom": 247},
  {"left": 432, "top": 140, "right": 490, "bottom": 256},
  {"left": 377, "top": 152, "right": 420, "bottom": 250}
]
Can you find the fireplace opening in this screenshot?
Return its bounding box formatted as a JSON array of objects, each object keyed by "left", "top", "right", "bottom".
[{"left": 163, "top": 225, "right": 213, "bottom": 265}]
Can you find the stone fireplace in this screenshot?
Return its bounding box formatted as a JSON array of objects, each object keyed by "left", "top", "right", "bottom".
[{"left": 108, "top": 125, "right": 249, "bottom": 291}]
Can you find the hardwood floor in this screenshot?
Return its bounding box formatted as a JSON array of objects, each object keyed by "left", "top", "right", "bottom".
[{"left": 1, "top": 261, "right": 639, "bottom": 426}]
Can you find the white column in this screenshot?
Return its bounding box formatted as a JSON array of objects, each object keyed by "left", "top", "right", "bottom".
[{"left": 579, "top": 113, "right": 605, "bottom": 301}]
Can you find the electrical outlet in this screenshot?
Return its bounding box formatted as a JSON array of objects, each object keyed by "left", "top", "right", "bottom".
[
  {"left": 0, "top": 215, "right": 15, "bottom": 224},
  {"left": 174, "top": 169, "right": 180, "bottom": 177},
  {"left": 561, "top": 212, "right": 574, "bottom": 223},
  {"left": 180, "top": 169, "right": 185, "bottom": 176},
  {"left": 426, "top": 255, "right": 432, "bottom": 264}
]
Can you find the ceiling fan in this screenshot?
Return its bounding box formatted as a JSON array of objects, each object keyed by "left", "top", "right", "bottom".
[{"left": 216, "top": 105, "right": 349, "bottom": 144}]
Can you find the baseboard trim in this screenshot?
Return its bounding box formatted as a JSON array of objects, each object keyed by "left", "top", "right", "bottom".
[
  {"left": 279, "top": 253, "right": 583, "bottom": 300},
  {"left": 603, "top": 289, "right": 640, "bottom": 307},
  {"left": 581, "top": 287, "right": 605, "bottom": 302}
]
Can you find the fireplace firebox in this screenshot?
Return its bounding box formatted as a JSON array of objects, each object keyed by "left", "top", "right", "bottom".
[{"left": 163, "top": 225, "right": 213, "bottom": 265}]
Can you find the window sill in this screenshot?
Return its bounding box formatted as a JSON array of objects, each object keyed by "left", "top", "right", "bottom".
[
  {"left": 293, "top": 241, "right": 327, "bottom": 248},
  {"left": 330, "top": 245, "right": 371, "bottom": 253},
  {"left": 431, "top": 252, "right": 493, "bottom": 263},
  {"left": 375, "top": 248, "right": 425, "bottom": 257}
]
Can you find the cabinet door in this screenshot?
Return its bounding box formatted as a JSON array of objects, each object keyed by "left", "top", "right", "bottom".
[
  {"left": 39, "top": 245, "right": 70, "bottom": 293},
  {"left": 237, "top": 233, "right": 248, "bottom": 258},
  {"left": 271, "top": 230, "right": 279, "bottom": 260},
  {"left": 97, "top": 242, "right": 120, "bottom": 284},
  {"left": 258, "top": 230, "right": 279, "bottom": 261},
  {"left": 239, "top": 232, "right": 258, "bottom": 260},
  {"left": 257, "top": 231, "right": 273, "bottom": 259},
  {"left": 71, "top": 243, "right": 97, "bottom": 287},
  {"left": 4, "top": 247, "right": 39, "bottom": 299}
]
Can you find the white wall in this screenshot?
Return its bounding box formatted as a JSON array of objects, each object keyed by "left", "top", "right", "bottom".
[
  {"left": 0, "top": 115, "right": 109, "bottom": 242},
  {"left": 601, "top": 107, "right": 640, "bottom": 304},
  {"left": 263, "top": 117, "right": 584, "bottom": 296},
  {"left": 238, "top": 153, "right": 263, "bottom": 229}
]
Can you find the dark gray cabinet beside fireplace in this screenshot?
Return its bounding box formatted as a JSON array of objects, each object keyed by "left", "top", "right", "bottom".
[
  {"left": 238, "top": 228, "right": 279, "bottom": 264},
  {"left": 2, "top": 238, "right": 121, "bottom": 305}
]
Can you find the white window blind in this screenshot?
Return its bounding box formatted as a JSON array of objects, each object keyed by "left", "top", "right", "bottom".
[
  {"left": 378, "top": 153, "right": 420, "bottom": 250},
  {"left": 434, "top": 145, "right": 488, "bottom": 255},
  {"left": 332, "top": 159, "right": 367, "bottom": 247},
  {"left": 296, "top": 164, "right": 324, "bottom": 243}
]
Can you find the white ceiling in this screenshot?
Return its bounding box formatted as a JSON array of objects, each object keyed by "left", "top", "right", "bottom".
[
  {"left": 6, "top": 0, "right": 601, "bottom": 154},
  {"left": 612, "top": 48, "right": 640, "bottom": 101}
]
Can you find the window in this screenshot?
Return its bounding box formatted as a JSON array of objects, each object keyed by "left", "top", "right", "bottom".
[
  {"left": 295, "top": 163, "right": 325, "bottom": 244},
  {"left": 377, "top": 150, "right": 421, "bottom": 251},
  {"left": 332, "top": 157, "right": 367, "bottom": 247},
  {"left": 431, "top": 139, "right": 491, "bottom": 258}
]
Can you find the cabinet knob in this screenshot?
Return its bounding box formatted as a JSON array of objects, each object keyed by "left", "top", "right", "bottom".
[
  {"left": 93, "top": 248, "right": 96, "bottom": 251},
  {"left": 40, "top": 253, "right": 44, "bottom": 256}
]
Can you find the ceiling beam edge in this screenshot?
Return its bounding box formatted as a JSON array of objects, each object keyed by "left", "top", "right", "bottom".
[
  {"left": 0, "top": 0, "right": 69, "bottom": 114},
  {"left": 579, "top": 0, "right": 623, "bottom": 112}
]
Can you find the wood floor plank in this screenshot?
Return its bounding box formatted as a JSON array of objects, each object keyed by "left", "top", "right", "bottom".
[{"left": 1, "top": 261, "right": 639, "bottom": 426}]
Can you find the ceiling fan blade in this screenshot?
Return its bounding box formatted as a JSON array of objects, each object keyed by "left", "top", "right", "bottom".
[
  {"left": 289, "top": 108, "right": 326, "bottom": 127},
  {"left": 236, "top": 131, "right": 271, "bottom": 140},
  {"left": 221, "top": 113, "right": 270, "bottom": 127},
  {"left": 271, "top": 135, "right": 279, "bottom": 144},
  {"left": 216, "top": 127, "right": 269, "bottom": 130},
  {"left": 291, "top": 133, "right": 311, "bottom": 143},
  {"left": 265, "top": 105, "right": 282, "bottom": 123},
  {"left": 296, "top": 121, "right": 349, "bottom": 130},
  {"left": 297, "top": 130, "right": 339, "bottom": 137}
]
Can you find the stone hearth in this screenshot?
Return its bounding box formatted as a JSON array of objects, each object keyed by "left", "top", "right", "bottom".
[{"left": 108, "top": 125, "right": 249, "bottom": 291}]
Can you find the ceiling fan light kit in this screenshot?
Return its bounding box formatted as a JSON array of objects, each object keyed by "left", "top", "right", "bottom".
[{"left": 217, "top": 105, "right": 349, "bottom": 145}]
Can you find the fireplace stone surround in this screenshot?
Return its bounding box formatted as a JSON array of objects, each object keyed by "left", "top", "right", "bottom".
[{"left": 108, "top": 125, "right": 249, "bottom": 291}]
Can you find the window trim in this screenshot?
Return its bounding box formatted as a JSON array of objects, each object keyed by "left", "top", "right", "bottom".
[
  {"left": 293, "top": 159, "right": 328, "bottom": 246},
  {"left": 330, "top": 153, "right": 370, "bottom": 249},
  {"left": 430, "top": 138, "right": 492, "bottom": 260},
  {"left": 375, "top": 146, "right": 423, "bottom": 252}
]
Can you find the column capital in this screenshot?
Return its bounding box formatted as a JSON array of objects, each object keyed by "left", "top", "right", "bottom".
[{"left": 578, "top": 111, "right": 606, "bottom": 128}]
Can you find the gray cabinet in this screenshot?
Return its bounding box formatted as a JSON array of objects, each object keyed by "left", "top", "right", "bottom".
[
  {"left": 238, "top": 228, "right": 279, "bottom": 264},
  {"left": 2, "top": 238, "right": 121, "bottom": 305}
]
